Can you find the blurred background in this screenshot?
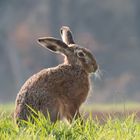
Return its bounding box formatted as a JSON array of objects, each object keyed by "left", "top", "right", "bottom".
[{"left": 0, "top": 0, "right": 140, "bottom": 104}]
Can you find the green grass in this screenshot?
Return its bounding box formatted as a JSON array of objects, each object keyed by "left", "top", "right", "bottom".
[
  {"left": 0, "top": 104, "right": 140, "bottom": 140},
  {"left": 82, "top": 102, "right": 140, "bottom": 111}
]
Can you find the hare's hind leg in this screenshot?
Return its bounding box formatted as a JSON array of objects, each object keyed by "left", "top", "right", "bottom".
[{"left": 14, "top": 104, "right": 30, "bottom": 125}]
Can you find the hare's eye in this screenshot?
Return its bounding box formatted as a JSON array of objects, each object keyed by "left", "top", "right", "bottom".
[{"left": 77, "top": 51, "right": 85, "bottom": 58}]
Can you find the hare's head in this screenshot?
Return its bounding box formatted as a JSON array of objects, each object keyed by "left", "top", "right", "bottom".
[{"left": 38, "top": 26, "right": 98, "bottom": 73}]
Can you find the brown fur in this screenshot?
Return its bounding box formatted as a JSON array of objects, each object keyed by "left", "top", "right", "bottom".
[{"left": 14, "top": 26, "right": 98, "bottom": 124}]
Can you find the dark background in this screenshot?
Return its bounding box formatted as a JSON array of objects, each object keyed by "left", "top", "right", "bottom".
[{"left": 0, "top": 0, "right": 140, "bottom": 104}]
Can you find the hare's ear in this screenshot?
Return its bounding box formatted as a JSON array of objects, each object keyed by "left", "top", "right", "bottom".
[
  {"left": 37, "top": 37, "right": 68, "bottom": 54},
  {"left": 60, "top": 26, "right": 75, "bottom": 45}
]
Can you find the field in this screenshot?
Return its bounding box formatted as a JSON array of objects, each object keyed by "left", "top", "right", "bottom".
[{"left": 0, "top": 103, "right": 140, "bottom": 140}]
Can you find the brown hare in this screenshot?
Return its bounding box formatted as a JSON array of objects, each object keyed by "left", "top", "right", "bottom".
[{"left": 14, "top": 26, "right": 98, "bottom": 125}]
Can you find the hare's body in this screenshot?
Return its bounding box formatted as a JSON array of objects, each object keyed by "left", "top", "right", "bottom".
[
  {"left": 15, "top": 64, "right": 89, "bottom": 122},
  {"left": 14, "top": 26, "right": 98, "bottom": 125}
]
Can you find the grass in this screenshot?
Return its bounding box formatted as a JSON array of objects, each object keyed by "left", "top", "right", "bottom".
[
  {"left": 0, "top": 104, "right": 140, "bottom": 140},
  {"left": 82, "top": 102, "right": 140, "bottom": 111}
]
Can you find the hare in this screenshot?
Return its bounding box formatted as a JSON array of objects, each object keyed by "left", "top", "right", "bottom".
[{"left": 14, "top": 26, "right": 98, "bottom": 125}]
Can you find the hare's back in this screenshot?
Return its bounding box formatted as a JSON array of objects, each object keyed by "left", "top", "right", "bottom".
[{"left": 15, "top": 69, "right": 50, "bottom": 105}]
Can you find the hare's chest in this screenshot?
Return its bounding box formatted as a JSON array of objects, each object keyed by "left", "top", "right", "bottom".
[{"left": 61, "top": 75, "right": 89, "bottom": 101}]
